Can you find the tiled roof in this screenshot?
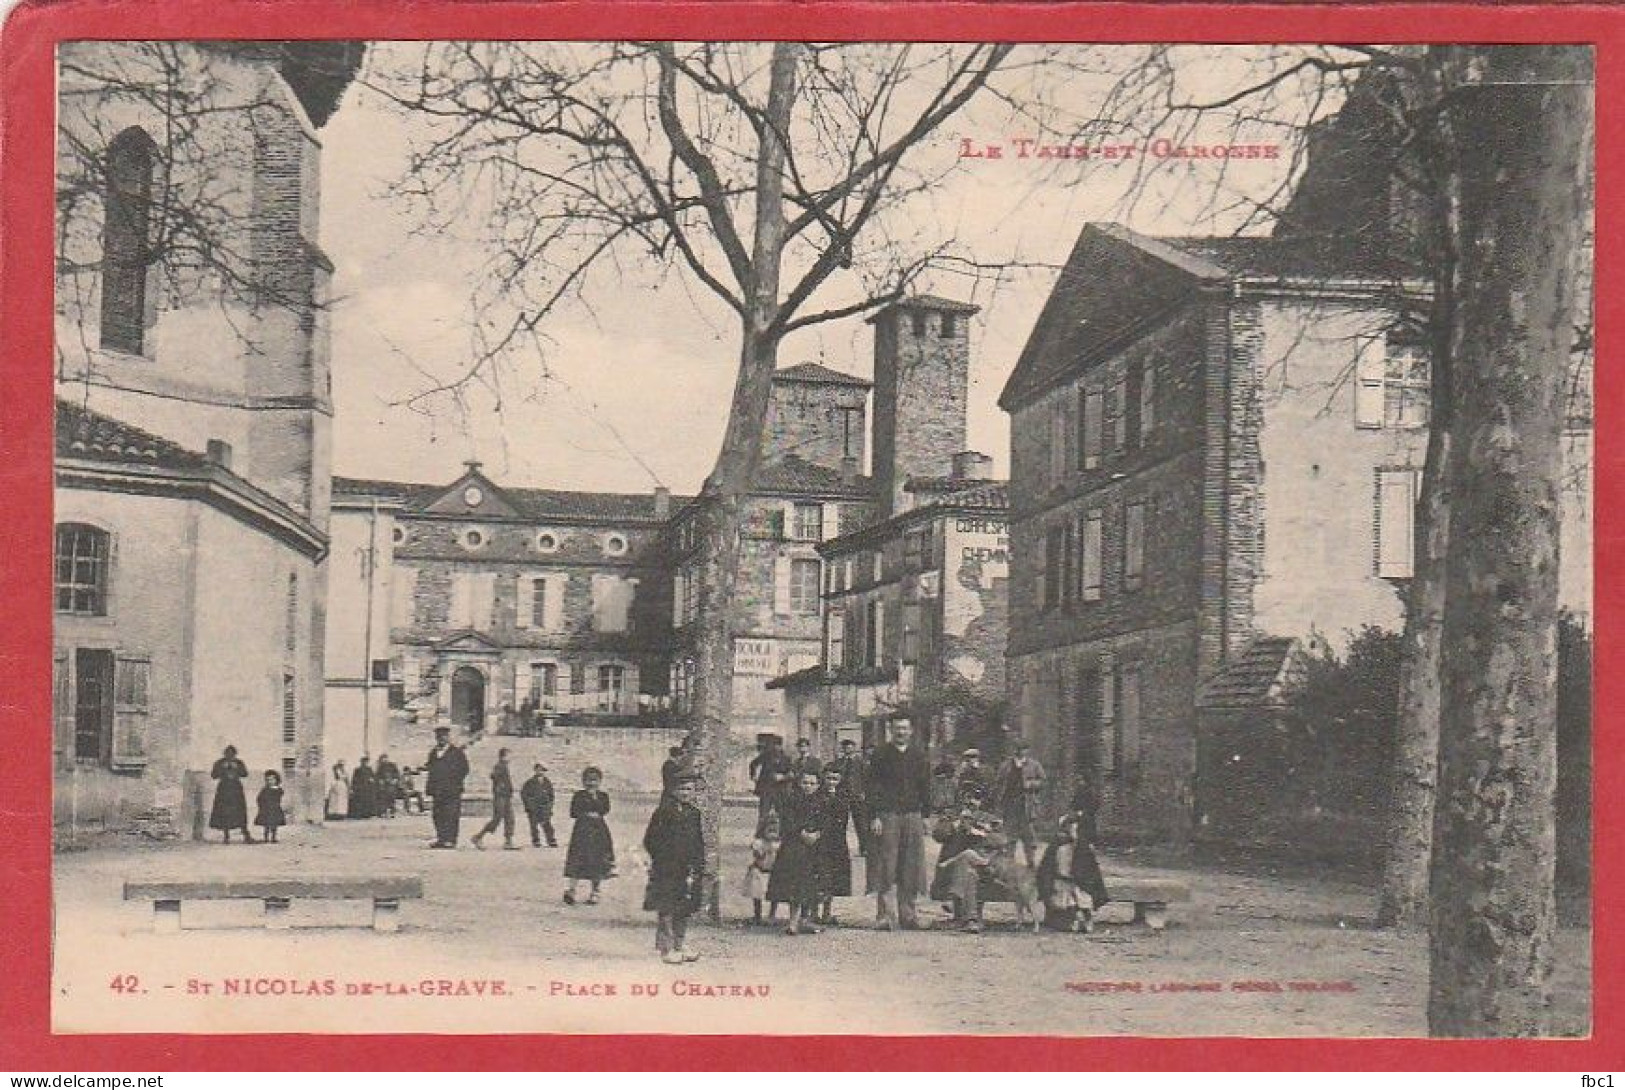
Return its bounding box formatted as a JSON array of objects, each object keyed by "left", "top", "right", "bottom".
[
  {"left": 1198, "top": 636, "right": 1300, "bottom": 710},
  {"left": 1000, "top": 223, "right": 1426, "bottom": 410},
  {"left": 867, "top": 294, "right": 982, "bottom": 322},
  {"left": 57, "top": 398, "right": 208, "bottom": 470},
  {"left": 333, "top": 475, "right": 693, "bottom": 524},
  {"left": 752, "top": 454, "right": 875, "bottom": 499},
  {"left": 775, "top": 362, "right": 872, "bottom": 388},
  {"left": 1155, "top": 234, "right": 1422, "bottom": 283}
]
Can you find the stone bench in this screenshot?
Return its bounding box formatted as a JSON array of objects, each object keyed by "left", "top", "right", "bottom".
[
  {"left": 1104, "top": 877, "right": 1191, "bottom": 930},
  {"left": 124, "top": 876, "right": 424, "bottom": 933}
]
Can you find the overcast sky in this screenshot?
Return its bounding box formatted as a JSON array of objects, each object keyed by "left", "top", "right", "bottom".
[{"left": 323, "top": 43, "right": 1343, "bottom": 496}]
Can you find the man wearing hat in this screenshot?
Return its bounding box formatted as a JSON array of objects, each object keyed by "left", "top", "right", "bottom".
[
  {"left": 748, "top": 733, "right": 791, "bottom": 828},
  {"left": 994, "top": 736, "right": 1047, "bottom": 866},
  {"left": 521, "top": 760, "right": 558, "bottom": 847},
  {"left": 424, "top": 725, "right": 471, "bottom": 848},
  {"left": 954, "top": 748, "right": 992, "bottom": 812}
]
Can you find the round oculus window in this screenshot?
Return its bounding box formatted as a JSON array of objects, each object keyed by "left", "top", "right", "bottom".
[
  {"left": 462, "top": 485, "right": 485, "bottom": 507},
  {"left": 461, "top": 528, "right": 486, "bottom": 549},
  {"left": 604, "top": 534, "right": 628, "bottom": 556}
]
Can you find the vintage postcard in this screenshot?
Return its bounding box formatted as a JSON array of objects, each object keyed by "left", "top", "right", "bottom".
[{"left": 6, "top": 2, "right": 1613, "bottom": 1063}]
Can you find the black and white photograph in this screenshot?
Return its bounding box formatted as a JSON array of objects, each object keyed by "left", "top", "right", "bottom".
[{"left": 48, "top": 38, "right": 1592, "bottom": 1038}]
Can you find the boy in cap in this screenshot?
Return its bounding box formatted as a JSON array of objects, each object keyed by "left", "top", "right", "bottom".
[
  {"left": 521, "top": 761, "right": 558, "bottom": 847},
  {"left": 643, "top": 772, "right": 706, "bottom": 963}
]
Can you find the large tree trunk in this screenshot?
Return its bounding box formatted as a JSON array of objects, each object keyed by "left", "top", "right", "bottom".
[
  {"left": 689, "top": 43, "right": 800, "bottom": 917},
  {"left": 1379, "top": 429, "right": 1448, "bottom": 929},
  {"left": 1379, "top": 131, "right": 1458, "bottom": 930},
  {"left": 1426, "top": 44, "right": 1591, "bottom": 1037}
]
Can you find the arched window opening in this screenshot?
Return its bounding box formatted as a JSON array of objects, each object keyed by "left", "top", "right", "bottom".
[{"left": 100, "top": 127, "right": 158, "bottom": 355}]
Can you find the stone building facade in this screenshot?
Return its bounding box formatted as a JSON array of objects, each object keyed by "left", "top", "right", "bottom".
[
  {"left": 774, "top": 462, "right": 1009, "bottom": 754},
  {"left": 1000, "top": 224, "right": 1439, "bottom": 843},
  {"left": 325, "top": 468, "right": 682, "bottom": 761},
  {"left": 52, "top": 42, "right": 359, "bottom": 835}
]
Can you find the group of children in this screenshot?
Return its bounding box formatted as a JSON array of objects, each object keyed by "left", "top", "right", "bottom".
[{"left": 740, "top": 765, "right": 854, "bottom": 935}]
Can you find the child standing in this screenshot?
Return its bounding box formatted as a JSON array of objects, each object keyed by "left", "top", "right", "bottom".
[
  {"left": 254, "top": 770, "right": 286, "bottom": 843},
  {"left": 740, "top": 808, "right": 782, "bottom": 926},
  {"left": 642, "top": 773, "right": 705, "bottom": 964},
  {"left": 815, "top": 766, "right": 853, "bottom": 926},
  {"left": 521, "top": 762, "right": 558, "bottom": 847},
  {"left": 767, "top": 770, "right": 828, "bottom": 935},
  {"left": 1037, "top": 787, "right": 1110, "bottom": 932},
  {"left": 563, "top": 766, "right": 615, "bottom": 905}
]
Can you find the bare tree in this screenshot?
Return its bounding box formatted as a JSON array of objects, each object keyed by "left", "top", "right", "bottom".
[{"left": 374, "top": 41, "right": 1036, "bottom": 905}]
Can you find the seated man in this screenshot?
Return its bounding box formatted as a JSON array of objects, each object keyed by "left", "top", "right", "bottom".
[{"left": 933, "top": 810, "right": 1003, "bottom": 934}]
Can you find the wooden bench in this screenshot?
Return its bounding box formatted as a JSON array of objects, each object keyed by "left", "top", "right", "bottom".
[
  {"left": 124, "top": 877, "right": 424, "bottom": 933},
  {"left": 1104, "top": 877, "right": 1191, "bottom": 930}
]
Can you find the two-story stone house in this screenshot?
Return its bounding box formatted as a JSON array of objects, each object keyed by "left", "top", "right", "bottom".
[{"left": 1000, "top": 223, "right": 1438, "bottom": 843}]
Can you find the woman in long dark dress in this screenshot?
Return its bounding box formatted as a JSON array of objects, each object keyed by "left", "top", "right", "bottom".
[
  {"left": 814, "top": 766, "right": 853, "bottom": 925},
  {"left": 349, "top": 756, "right": 378, "bottom": 820},
  {"left": 209, "top": 746, "right": 253, "bottom": 843},
  {"left": 563, "top": 767, "right": 615, "bottom": 905},
  {"left": 767, "top": 770, "right": 828, "bottom": 935}
]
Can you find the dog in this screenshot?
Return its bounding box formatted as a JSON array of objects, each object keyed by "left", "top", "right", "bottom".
[{"left": 938, "top": 820, "right": 1044, "bottom": 933}]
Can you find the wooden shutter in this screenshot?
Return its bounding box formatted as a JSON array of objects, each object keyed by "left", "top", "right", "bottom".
[
  {"left": 1120, "top": 667, "right": 1142, "bottom": 777},
  {"left": 826, "top": 611, "right": 845, "bottom": 669},
  {"left": 1082, "top": 512, "right": 1104, "bottom": 601},
  {"left": 773, "top": 555, "right": 793, "bottom": 617},
  {"left": 1356, "top": 340, "right": 1386, "bottom": 427},
  {"left": 821, "top": 503, "right": 840, "bottom": 541},
  {"left": 110, "top": 655, "right": 150, "bottom": 770},
  {"left": 1084, "top": 391, "right": 1104, "bottom": 469},
  {"left": 515, "top": 662, "right": 532, "bottom": 703},
  {"left": 391, "top": 566, "right": 416, "bottom": 628},
  {"left": 1377, "top": 470, "right": 1418, "bottom": 577},
  {"left": 53, "top": 650, "right": 73, "bottom": 761},
  {"left": 450, "top": 573, "right": 473, "bottom": 629},
  {"left": 472, "top": 573, "right": 495, "bottom": 631},
  {"left": 515, "top": 574, "right": 532, "bottom": 629},
  {"left": 672, "top": 573, "right": 686, "bottom": 626},
  {"left": 1125, "top": 503, "right": 1146, "bottom": 588},
  {"left": 543, "top": 574, "right": 567, "bottom": 632},
  {"left": 1099, "top": 666, "right": 1118, "bottom": 776},
  {"left": 1140, "top": 366, "right": 1157, "bottom": 437},
  {"left": 1033, "top": 529, "right": 1049, "bottom": 611}
]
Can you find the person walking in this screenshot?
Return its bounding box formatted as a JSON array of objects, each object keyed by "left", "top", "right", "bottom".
[
  {"left": 521, "top": 762, "right": 558, "bottom": 847},
  {"left": 867, "top": 717, "right": 932, "bottom": 930},
  {"left": 563, "top": 767, "right": 615, "bottom": 904},
  {"left": 424, "top": 725, "right": 470, "bottom": 849},
  {"left": 642, "top": 773, "right": 706, "bottom": 964},
  {"left": 208, "top": 745, "right": 254, "bottom": 844},
  {"left": 472, "top": 748, "right": 519, "bottom": 850}
]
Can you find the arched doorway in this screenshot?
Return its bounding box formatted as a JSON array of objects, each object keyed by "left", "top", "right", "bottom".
[{"left": 450, "top": 666, "right": 486, "bottom": 733}]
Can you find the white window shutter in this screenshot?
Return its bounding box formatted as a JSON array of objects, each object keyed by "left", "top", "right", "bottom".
[
  {"left": 1377, "top": 470, "right": 1417, "bottom": 577},
  {"left": 672, "top": 573, "right": 685, "bottom": 626},
  {"left": 1034, "top": 531, "right": 1048, "bottom": 610},
  {"left": 472, "top": 573, "right": 495, "bottom": 631},
  {"left": 451, "top": 573, "right": 473, "bottom": 629},
  {"left": 515, "top": 662, "right": 532, "bottom": 703},
  {"left": 773, "top": 555, "right": 793, "bottom": 617},
  {"left": 391, "top": 566, "right": 416, "bottom": 628},
  {"left": 1356, "top": 340, "right": 1386, "bottom": 427},
  {"left": 515, "top": 574, "right": 531, "bottom": 628},
  {"left": 782, "top": 501, "right": 797, "bottom": 540},
  {"left": 826, "top": 611, "right": 845, "bottom": 667},
  {"left": 822, "top": 503, "right": 839, "bottom": 540},
  {"left": 544, "top": 574, "right": 566, "bottom": 632}
]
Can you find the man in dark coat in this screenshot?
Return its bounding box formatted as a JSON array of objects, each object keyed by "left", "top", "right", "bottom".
[
  {"left": 425, "top": 725, "right": 470, "bottom": 848},
  {"left": 375, "top": 753, "right": 401, "bottom": 818},
  {"left": 866, "top": 717, "right": 932, "bottom": 930},
  {"left": 472, "top": 747, "right": 518, "bottom": 850},
  {"left": 643, "top": 774, "right": 706, "bottom": 963},
  {"left": 790, "top": 737, "right": 824, "bottom": 781},
  {"left": 830, "top": 737, "right": 870, "bottom": 856},
  {"left": 521, "top": 762, "right": 557, "bottom": 847},
  {"left": 748, "top": 734, "right": 791, "bottom": 829}
]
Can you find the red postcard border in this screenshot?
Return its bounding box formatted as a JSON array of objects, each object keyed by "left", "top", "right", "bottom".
[{"left": 2, "top": 0, "right": 1620, "bottom": 1071}]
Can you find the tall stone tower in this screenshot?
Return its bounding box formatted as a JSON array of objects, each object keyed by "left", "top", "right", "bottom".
[
  {"left": 763, "top": 362, "right": 872, "bottom": 472},
  {"left": 869, "top": 295, "right": 980, "bottom": 516}
]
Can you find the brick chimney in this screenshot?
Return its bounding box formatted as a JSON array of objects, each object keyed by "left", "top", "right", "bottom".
[
  {"left": 950, "top": 450, "right": 993, "bottom": 482},
  {"left": 206, "top": 438, "right": 234, "bottom": 469},
  {"left": 653, "top": 485, "right": 672, "bottom": 520}
]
